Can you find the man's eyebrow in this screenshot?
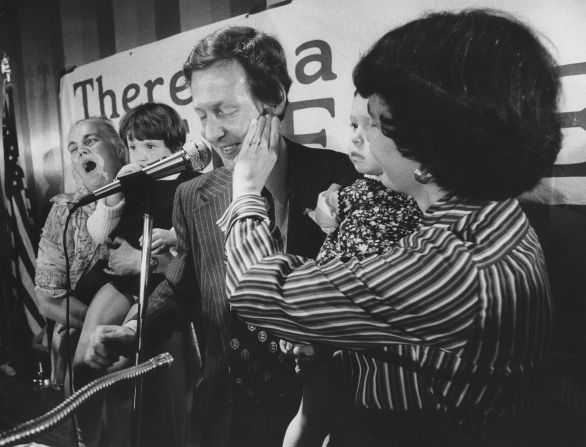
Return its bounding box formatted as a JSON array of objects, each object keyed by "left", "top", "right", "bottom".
[{"left": 194, "top": 100, "right": 223, "bottom": 110}]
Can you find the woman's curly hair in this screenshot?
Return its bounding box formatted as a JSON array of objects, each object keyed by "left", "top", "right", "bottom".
[{"left": 354, "top": 9, "right": 561, "bottom": 201}]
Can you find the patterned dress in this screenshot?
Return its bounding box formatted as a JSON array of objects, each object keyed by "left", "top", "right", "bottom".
[
  {"left": 307, "top": 178, "right": 424, "bottom": 408},
  {"left": 316, "top": 178, "right": 422, "bottom": 265}
]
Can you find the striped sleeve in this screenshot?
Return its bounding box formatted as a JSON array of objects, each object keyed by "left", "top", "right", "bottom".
[
  {"left": 222, "top": 196, "right": 480, "bottom": 351},
  {"left": 219, "top": 194, "right": 283, "bottom": 298}
]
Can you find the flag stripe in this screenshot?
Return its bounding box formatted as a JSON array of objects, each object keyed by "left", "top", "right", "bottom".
[
  {"left": 10, "top": 199, "right": 36, "bottom": 278},
  {"left": 14, "top": 227, "right": 37, "bottom": 294},
  {"left": 12, "top": 191, "right": 36, "bottom": 250},
  {"left": 1, "top": 74, "right": 44, "bottom": 339}
]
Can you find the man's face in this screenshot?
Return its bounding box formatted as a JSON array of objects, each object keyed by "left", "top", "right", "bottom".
[
  {"left": 191, "top": 60, "right": 265, "bottom": 170},
  {"left": 68, "top": 121, "right": 123, "bottom": 191}
]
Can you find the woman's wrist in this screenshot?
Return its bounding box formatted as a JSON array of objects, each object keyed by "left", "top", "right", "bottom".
[{"left": 233, "top": 184, "right": 262, "bottom": 200}]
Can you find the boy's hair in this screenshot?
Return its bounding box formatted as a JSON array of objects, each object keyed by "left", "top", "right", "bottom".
[
  {"left": 354, "top": 9, "right": 561, "bottom": 201},
  {"left": 183, "top": 26, "right": 291, "bottom": 117},
  {"left": 119, "top": 103, "right": 186, "bottom": 153}
]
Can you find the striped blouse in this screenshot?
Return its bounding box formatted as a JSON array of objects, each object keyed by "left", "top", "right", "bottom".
[{"left": 219, "top": 193, "right": 552, "bottom": 427}]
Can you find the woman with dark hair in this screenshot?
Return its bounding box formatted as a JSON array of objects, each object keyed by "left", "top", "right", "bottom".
[{"left": 220, "top": 9, "right": 561, "bottom": 446}]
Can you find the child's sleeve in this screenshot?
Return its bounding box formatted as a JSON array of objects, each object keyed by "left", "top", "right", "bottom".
[{"left": 86, "top": 198, "right": 126, "bottom": 243}]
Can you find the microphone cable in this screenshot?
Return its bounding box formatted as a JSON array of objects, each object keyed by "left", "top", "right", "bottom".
[
  {"left": 0, "top": 353, "right": 173, "bottom": 447},
  {"left": 62, "top": 205, "right": 79, "bottom": 446}
]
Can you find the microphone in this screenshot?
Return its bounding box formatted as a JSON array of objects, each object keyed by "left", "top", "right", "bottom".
[{"left": 75, "top": 139, "right": 212, "bottom": 207}]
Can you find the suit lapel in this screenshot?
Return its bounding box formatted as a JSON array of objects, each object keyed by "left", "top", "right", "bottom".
[
  {"left": 191, "top": 168, "right": 232, "bottom": 259},
  {"left": 190, "top": 168, "right": 233, "bottom": 352},
  {"left": 285, "top": 140, "right": 330, "bottom": 259},
  {"left": 187, "top": 146, "right": 338, "bottom": 261},
  {"left": 192, "top": 168, "right": 232, "bottom": 213}
]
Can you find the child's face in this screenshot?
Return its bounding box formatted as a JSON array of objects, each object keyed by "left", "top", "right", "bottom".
[
  {"left": 348, "top": 95, "right": 383, "bottom": 176},
  {"left": 127, "top": 138, "right": 173, "bottom": 168}
]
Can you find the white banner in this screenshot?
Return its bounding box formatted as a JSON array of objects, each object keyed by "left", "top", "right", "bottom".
[{"left": 60, "top": 0, "right": 586, "bottom": 203}]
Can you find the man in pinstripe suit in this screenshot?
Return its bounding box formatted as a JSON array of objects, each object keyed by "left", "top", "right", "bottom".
[{"left": 83, "top": 26, "right": 357, "bottom": 446}]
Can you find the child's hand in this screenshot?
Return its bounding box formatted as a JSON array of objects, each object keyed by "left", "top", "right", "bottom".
[
  {"left": 140, "top": 228, "right": 177, "bottom": 254},
  {"left": 116, "top": 163, "right": 141, "bottom": 179},
  {"left": 103, "top": 237, "right": 141, "bottom": 276},
  {"left": 307, "top": 183, "right": 341, "bottom": 234},
  {"left": 104, "top": 163, "right": 142, "bottom": 206},
  {"left": 279, "top": 339, "right": 294, "bottom": 355},
  {"left": 291, "top": 343, "right": 334, "bottom": 377}
]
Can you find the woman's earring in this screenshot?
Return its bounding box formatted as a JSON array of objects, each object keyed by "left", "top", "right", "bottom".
[{"left": 414, "top": 167, "right": 433, "bottom": 184}]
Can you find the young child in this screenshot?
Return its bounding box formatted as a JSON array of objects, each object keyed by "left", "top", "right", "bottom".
[
  {"left": 84, "top": 102, "right": 192, "bottom": 286},
  {"left": 283, "top": 94, "right": 423, "bottom": 447},
  {"left": 72, "top": 103, "right": 199, "bottom": 446}
]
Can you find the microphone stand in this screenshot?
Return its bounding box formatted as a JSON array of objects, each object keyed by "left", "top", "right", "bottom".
[{"left": 123, "top": 174, "right": 155, "bottom": 447}]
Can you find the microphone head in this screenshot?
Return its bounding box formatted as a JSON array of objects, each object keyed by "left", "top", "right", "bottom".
[{"left": 185, "top": 139, "right": 212, "bottom": 172}]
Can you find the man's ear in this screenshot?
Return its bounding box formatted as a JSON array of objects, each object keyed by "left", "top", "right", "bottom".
[{"left": 265, "top": 84, "right": 287, "bottom": 116}]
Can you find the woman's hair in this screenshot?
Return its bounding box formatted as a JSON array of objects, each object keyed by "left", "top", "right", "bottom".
[
  {"left": 72, "top": 116, "right": 128, "bottom": 163},
  {"left": 183, "top": 26, "right": 291, "bottom": 116},
  {"left": 354, "top": 9, "right": 561, "bottom": 201},
  {"left": 119, "top": 102, "right": 186, "bottom": 153}
]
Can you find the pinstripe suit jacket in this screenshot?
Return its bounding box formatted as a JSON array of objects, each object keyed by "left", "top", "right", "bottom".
[{"left": 146, "top": 138, "right": 358, "bottom": 377}]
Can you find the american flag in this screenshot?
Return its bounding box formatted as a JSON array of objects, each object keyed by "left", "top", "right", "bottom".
[{"left": 0, "top": 53, "right": 44, "bottom": 344}]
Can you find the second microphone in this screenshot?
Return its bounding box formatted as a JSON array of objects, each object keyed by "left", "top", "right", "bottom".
[{"left": 75, "top": 139, "right": 212, "bottom": 208}]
